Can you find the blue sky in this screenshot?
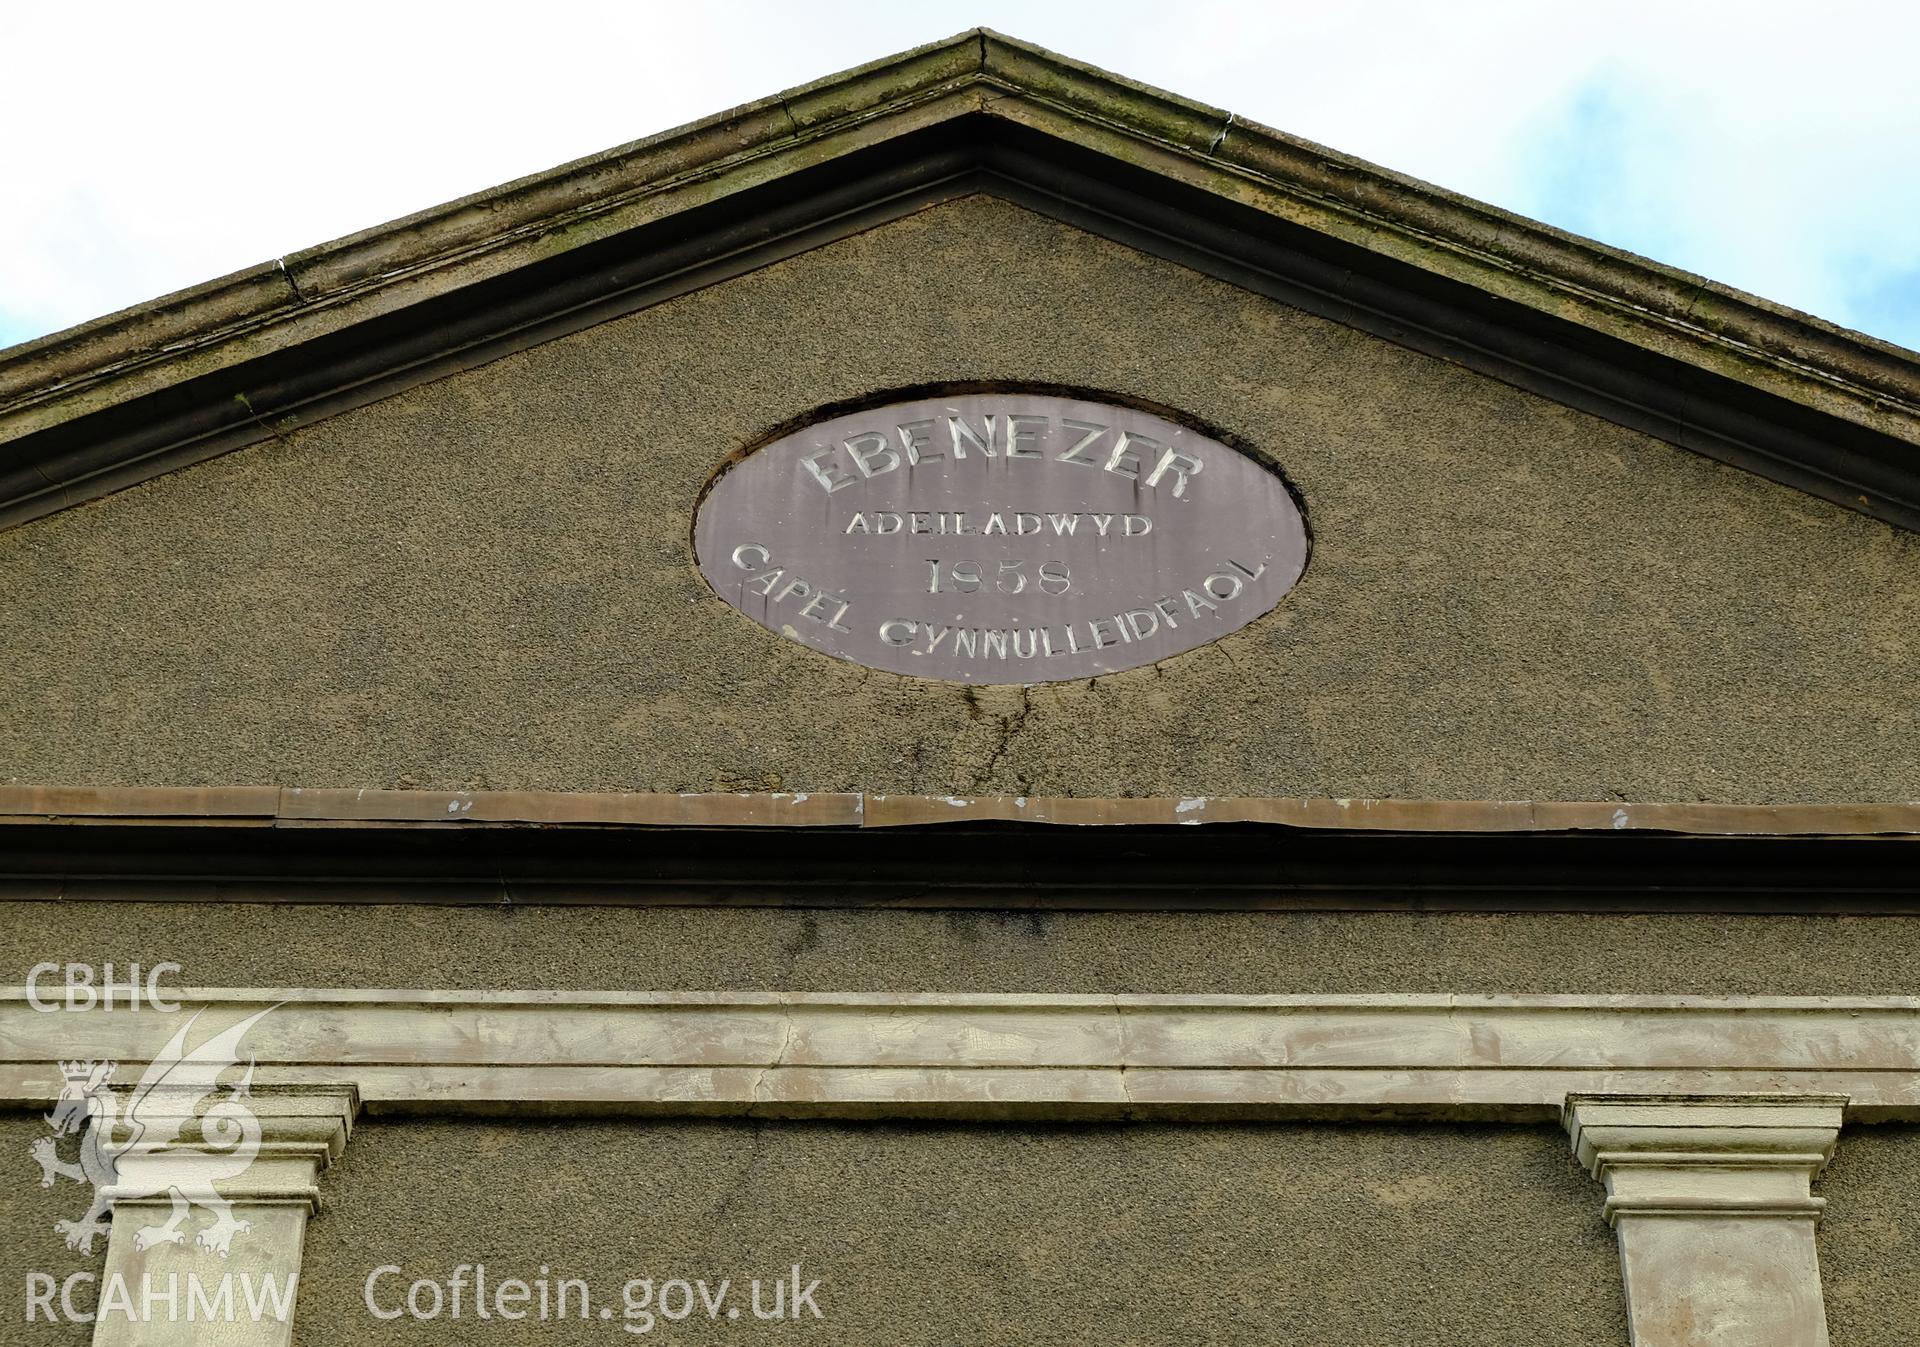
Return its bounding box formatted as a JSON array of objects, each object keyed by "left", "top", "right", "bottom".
[{"left": 2, "top": 2, "right": 1916, "bottom": 353}]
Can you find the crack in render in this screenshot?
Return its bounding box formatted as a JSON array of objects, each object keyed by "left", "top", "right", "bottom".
[
  {"left": 748, "top": 1008, "right": 799, "bottom": 1113},
  {"left": 707, "top": 1117, "right": 771, "bottom": 1222},
  {"left": 970, "top": 685, "right": 1034, "bottom": 790}
]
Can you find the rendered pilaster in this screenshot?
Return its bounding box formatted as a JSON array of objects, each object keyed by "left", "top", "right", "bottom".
[
  {"left": 89, "top": 1084, "right": 357, "bottom": 1347},
  {"left": 1564, "top": 1093, "right": 1845, "bottom": 1347}
]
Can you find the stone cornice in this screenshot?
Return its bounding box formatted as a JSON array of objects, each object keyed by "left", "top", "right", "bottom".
[
  {"left": 6, "top": 991, "right": 1920, "bottom": 1120},
  {"left": 4, "top": 30, "right": 1915, "bottom": 444},
  {"left": 1, "top": 31, "right": 1916, "bottom": 531}
]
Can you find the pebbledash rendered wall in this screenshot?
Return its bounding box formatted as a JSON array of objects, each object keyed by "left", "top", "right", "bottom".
[
  {"left": 7, "top": 1114, "right": 1912, "bottom": 1345},
  {"left": 6, "top": 190, "right": 1920, "bottom": 1343},
  {"left": 0, "top": 196, "right": 1915, "bottom": 801}
]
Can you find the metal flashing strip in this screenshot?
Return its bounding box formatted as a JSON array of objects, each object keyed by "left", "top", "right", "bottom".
[
  {"left": 2, "top": 989, "right": 1915, "bottom": 1120},
  {"left": 1, "top": 785, "right": 1917, "bottom": 836}
]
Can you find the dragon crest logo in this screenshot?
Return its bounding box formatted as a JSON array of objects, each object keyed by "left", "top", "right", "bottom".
[{"left": 31, "top": 1006, "right": 274, "bottom": 1257}]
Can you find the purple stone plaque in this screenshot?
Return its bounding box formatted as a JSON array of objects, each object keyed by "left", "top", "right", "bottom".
[{"left": 695, "top": 393, "right": 1308, "bottom": 683}]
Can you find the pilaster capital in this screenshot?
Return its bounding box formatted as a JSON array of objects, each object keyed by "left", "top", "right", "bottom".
[
  {"left": 101, "top": 1082, "right": 358, "bottom": 1212},
  {"left": 1563, "top": 1093, "right": 1845, "bottom": 1225}
]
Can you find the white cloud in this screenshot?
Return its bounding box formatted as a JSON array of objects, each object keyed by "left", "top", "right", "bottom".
[{"left": 1, "top": 0, "right": 1915, "bottom": 348}]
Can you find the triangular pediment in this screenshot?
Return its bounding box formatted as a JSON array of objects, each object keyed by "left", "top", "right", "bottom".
[{"left": 0, "top": 29, "right": 1916, "bottom": 531}]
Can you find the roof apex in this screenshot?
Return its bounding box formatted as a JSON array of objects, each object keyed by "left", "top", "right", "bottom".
[{"left": 2, "top": 29, "right": 1918, "bottom": 528}]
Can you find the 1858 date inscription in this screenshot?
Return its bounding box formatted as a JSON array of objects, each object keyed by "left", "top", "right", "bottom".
[{"left": 694, "top": 393, "right": 1309, "bottom": 683}]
